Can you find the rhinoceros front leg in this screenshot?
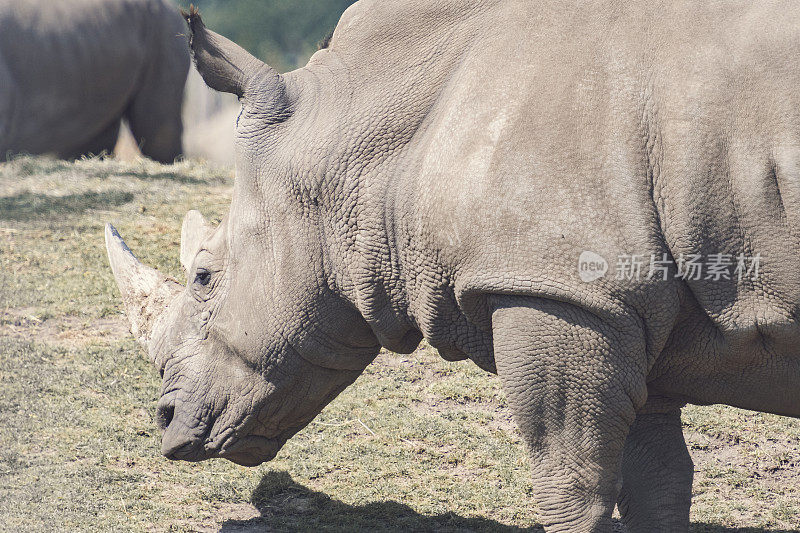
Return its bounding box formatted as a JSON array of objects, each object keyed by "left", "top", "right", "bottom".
[
  {"left": 491, "top": 296, "right": 648, "bottom": 533},
  {"left": 617, "top": 402, "right": 693, "bottom": 532}
]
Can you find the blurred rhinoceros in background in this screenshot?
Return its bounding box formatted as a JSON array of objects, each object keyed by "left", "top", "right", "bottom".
[{"left": 0, "top": 0, "right": 189, "bottom": 163}]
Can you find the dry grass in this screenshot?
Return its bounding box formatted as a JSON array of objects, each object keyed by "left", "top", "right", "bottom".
[{"left": 0, "top": 156, "right": 798, "bottom": 532}]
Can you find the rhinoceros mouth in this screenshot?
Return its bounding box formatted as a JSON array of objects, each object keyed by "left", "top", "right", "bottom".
[
  {"left": 157, "top": 400, "right": 291, "bottom": 465},
  {"left": 215, "top": 434, "right": 287, "bottom": 466},
  {"left": 160, "top": 419, "right": 289, "bottom": 465}
]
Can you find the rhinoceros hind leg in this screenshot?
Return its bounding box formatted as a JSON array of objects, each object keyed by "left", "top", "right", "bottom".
[
  {"left": 617, "top": 404, "right": 693, "bottom": 532},
  {"left": 491, "top": 295, "right": 648, "bottom": 533},
  {"left": 125, "top": 46, "right": 187, "bottom": 164},
  {"left": 126, "top": 93, "right": 182, "bottom": 164},
  {"left": 60, "top": 119, "right": 121, "bottom": 160}
]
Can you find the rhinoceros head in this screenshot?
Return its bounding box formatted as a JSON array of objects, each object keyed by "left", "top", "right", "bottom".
[{"left": 104, "top": 10, "right": 382, "bottom": 466}]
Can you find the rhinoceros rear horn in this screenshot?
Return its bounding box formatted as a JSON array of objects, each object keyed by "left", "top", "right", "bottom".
[
  {"left": 180, "top": 210, "right": 214, "bottom": 273},
  {"left": 105, "top": 224, "right": 182, "bottom": 347},
  {"left": 182, "top": 6, "right": 284, "bottom": 101}
]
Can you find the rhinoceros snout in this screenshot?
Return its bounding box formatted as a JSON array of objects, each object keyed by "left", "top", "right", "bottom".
[{"left": 156, "top": 395, "right": 209, "bottom": 462}]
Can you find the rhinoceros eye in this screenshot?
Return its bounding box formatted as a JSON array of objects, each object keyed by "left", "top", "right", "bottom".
[{"left": 194, "top": 269, "right": 212, "bottom": 287}]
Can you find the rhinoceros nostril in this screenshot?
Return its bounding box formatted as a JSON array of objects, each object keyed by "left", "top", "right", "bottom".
[{"left": 156, "top": 402, "right": 175, "bottom": 431}]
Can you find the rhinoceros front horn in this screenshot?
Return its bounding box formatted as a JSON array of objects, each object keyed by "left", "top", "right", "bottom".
[{"left": 104, "top": 224, "right": 182, "bottom": 347}]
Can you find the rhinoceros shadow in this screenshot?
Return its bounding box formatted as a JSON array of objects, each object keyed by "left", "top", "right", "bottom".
[
  {"left": 219, "top": 470, "right": 542, "bottom": 532},
  {"left": 0, "top": 190, "right": 134, "bottom": 222},
  {"left": 218, "top": 471, "right": 794, "bottom": 533}
]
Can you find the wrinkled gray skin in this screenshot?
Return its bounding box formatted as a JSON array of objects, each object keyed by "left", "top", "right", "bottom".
[
  {"left": 104, "top": 2, "right": 800, "bottom": 531},
  {"left": 0, "top": 0, "right": 188, "bottom": 162}
]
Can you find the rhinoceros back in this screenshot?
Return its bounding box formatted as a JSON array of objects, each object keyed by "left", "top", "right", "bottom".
[{"left": 0, "top": 0, "right": 186, "bottom": 158}]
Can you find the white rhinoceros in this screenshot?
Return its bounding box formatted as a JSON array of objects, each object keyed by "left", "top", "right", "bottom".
[
  {"left": 104, "top": 2, "right": 800, "bottom": 531},
  {"left": 0, "top": 0, "right": 188, "bottom": 162}
]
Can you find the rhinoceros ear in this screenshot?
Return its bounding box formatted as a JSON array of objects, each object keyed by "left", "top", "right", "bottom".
[
  {"left": 180, "top": 210, "right": 214, "bottom": 273},
  {"left": 182, "top": 6, "right": 284, "bottom": 101}
]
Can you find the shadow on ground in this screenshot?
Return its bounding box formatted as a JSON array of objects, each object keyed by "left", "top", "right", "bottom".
[
  {"left": 219, "top": 471, "right": 798, "bottom": 533},
  {"left": 220, "top": 470, "right": 543, "bottom": 533},
  {"left": 114, "top": 168, "right": 212, "bottom": 185},
  {"left": 0, "top": 190, "right": 134, "bottom": 221}
]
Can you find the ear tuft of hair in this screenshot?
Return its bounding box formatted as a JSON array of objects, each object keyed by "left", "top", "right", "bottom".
[
  {"left": 180, "top": 4, "right": 201, "bottom": 33},
  {"left": 317, "top": 29, "right": 334, "bottom": 51}
]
